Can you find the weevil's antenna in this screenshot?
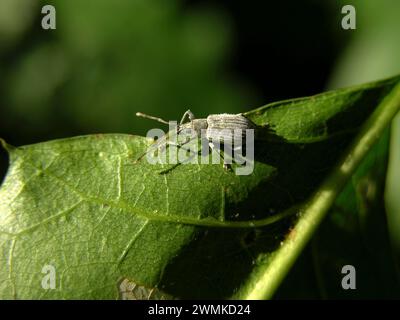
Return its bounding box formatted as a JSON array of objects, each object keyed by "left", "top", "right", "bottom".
[{"left": 136, "top": 112, "right": 169, "bottom": 125}]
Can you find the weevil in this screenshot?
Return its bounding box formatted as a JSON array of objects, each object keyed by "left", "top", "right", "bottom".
[{"left": 135, "top": 110, "right": 256, "bottom": 172}]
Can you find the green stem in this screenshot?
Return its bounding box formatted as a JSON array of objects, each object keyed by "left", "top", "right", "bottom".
[{"left": 234, "top": 81, "right": 400, "bottom": 300}]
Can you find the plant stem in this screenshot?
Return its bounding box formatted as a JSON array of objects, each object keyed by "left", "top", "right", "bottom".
[{"left": 234, "top": 81, "right": 400, "bottom": 300}]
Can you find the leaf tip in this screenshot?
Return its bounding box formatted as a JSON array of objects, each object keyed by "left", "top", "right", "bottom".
[{"left": 0, "top": 138, "right": 15, "bottom": 153}]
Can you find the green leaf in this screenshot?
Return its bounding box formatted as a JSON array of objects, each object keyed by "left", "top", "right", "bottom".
[
  {"left": 1, "top": 75, "right": 400, "bottom": 299},
  {"left": 245, "top": 76, "right": 399, "bottom": 143},
  {"left": 274, "top": 129, "right": 400, "bottom": 299},
  {"left": 235, "top": 78, "right": 400, "bottom": 299},
  {"left": 309, "top": 128, "right": 400, "bottom": 298}
]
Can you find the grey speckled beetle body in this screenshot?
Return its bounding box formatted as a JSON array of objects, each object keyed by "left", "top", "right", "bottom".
[
  {"left": 136, "top": 110, "right": 256, "bottom": 174},
  {"left": 137, "top": 109, "right": 255, "bottom": 145}
]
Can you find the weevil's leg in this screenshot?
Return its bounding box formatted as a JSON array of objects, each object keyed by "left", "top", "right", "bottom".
[
  {"left": 134, "top": 141, "right": 157, "bottom": 164},
  {"left": 135, "top": 126, "right": 196, "bottom": 165},
  {"left": 209, "top": 142, "right": 232, "bottom": 171},
  {"left": 159, "top": 163, "right": 180, "bottom": 175},
  {"left": 134, "top": 143, "right": 163, "bottom": 164},
  {"left": 179, "top": 109, "right": 195, "bottom": 125},
  {"left": 159, "top": 139, "right": 200, "bottom": 174},
  {"left": 136, "top": 112, "right": 169, "bottom": 125},
  {"left": 233, "top": 152, "right": 250, "bottom": 165},
  {"left": 216, "top": 146, "right": 252, "bottom": 172},
  {"left": 133, "top": 150, "right": 148, "bottom": 164},
  {"left": 211, "top": 141, "right": 251, "bottom": 169},
  {"left": 163, "top": 134, "right": 195, "bottom": 156},
  {"left": 133, "top": 133, "right": 170, "bottom": 164}
]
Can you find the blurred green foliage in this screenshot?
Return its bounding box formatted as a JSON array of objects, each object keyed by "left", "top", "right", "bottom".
[{"left": 0, "top": 0, "right": 254, "bottom": 141}]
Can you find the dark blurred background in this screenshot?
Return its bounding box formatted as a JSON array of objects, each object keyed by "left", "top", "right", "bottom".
[{"left": 1, "top": 0, "right": 400, "bottom": 298}]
